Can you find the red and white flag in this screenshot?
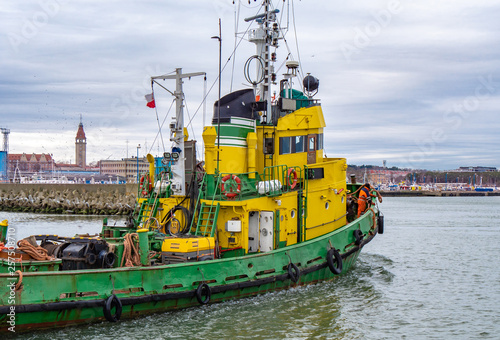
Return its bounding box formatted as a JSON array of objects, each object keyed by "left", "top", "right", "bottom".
[{"left": 145, "top": 93, "right": 155, "bottom": 108}]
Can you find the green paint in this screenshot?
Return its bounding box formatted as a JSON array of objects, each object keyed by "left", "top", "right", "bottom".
[{"left": 0, "top": 209, "right": 379, "bottom": 333}]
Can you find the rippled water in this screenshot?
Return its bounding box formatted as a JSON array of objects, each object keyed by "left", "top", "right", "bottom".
[{"left": 3, "top": 196, "right": 500, "bottom": 339}]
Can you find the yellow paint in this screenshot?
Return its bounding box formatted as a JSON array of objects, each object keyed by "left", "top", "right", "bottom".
[
  {"left": 277, "top": 106, "right": 325, "bottom": 131},
  {"left": 162, "top": 237, "right": 215, "bottom": 253},
  {"left": 145, "top": 100, "right": 350, "bottom": 256},
  {"left": 218, "top": 146, "right": 247, "bottom": 175},
  {"left": 246, "top": 132, "right": 257, "bottom": 178},
  {"left": 147, "top": 153, "right": 155, "bottom": 184},
  {"left": 0, "top": 220, "right": 7, "bottom": 227},
  {"left": 202, "top": 126, "right": 217, "bottom": 175}
]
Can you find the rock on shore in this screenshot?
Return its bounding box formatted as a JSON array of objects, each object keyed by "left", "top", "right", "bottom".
[{"left": 0, "top": 184, "right": 137, "bottom": 215}]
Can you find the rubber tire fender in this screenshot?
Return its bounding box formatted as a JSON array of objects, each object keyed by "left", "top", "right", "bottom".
[
  {"left": 353, "top": 229, "right": 364, "bottom": 246},
  {"left": 377, "top": 214, "right": 384, "bottom": 234},
  {"left": 103, "top": 294, "right": 122, "bottom": 322},
  {"left": 327, "top": 248, "right": 343, "bottom": 275},
  {"left": 287, "top": 262, "right": 300, "bottom": 283},
  {"left": 196, "top": 283, "right": 211, "bottom": 305}
]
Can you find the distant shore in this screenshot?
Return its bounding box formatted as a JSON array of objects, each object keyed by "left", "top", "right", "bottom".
[{"left": 380, "top": 190, "right": 500, "bottom": 197}]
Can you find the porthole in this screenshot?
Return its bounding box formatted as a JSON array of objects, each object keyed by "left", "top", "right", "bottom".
[
  {"left": 325, "top": 202, "right": 329, "bottom": 210},
  {"left": 291, "top": 210, "right": 296, "bottom": 218},
  {"left": 281, "top": 215, "right": 284, "bottom": 222}
]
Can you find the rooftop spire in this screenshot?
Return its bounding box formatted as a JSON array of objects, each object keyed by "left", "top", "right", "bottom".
[{"left": 76, "top": 115, "right": 86, "bottom": 140}]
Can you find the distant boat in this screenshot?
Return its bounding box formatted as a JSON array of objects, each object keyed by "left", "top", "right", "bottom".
[{"left": 474, "top": 187, "right": 494, "bottom": 192}]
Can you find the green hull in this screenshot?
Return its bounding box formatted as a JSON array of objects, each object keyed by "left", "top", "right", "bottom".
[{"left": 0, "top": 209, "right": 379, "bottom": 333}]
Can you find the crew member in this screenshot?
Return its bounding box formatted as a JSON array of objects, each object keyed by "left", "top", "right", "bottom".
[{"left": 357, "top": 183, "right": 376, "bottom": 217}]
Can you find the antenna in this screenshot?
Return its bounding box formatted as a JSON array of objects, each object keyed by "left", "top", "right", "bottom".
[
  {"left": 152, "top": 69, "right": 205, "bottom": 196},
  {"left": 0, "top": 128, "right": 10, "bottom": 152}
]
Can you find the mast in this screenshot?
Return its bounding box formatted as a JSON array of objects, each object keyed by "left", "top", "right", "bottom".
[
  {"left": 246, "top": 1, "right": 280, "bottom": 124},
  {"left": 152, "top": 68, "right": 205, "bottom": 196}
]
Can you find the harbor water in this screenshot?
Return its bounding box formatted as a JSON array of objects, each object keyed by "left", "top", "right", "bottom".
[{"left": 3, "top": 196, "right": 500, "bottom": 339}]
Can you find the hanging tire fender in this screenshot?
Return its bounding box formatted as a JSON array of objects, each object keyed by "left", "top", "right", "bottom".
[
  {"left": 327, "top": 248, "right": 343, "bottom": 275},
  {"left": 377, "top": 214, "right": 384, "bottom": 234},
  {"left": 353, "top": 229, "right": 364, "bottom": 246},
  {"left": 196, "top": 283, "right": 211, "bottom": 305},
  {"left": 287, "top": 262, "right": 300, "bottom": 283},
  {"left": 103, "top": 294, "right": 122, "bottom": 322}
]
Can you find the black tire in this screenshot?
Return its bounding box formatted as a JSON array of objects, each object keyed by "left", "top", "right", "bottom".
[
  {"left": 103, "top": 294, "right": 122, "bottom": 322},
  {"left": 287, "top": 263, "right": 300, "bottom": 283},
  {"left": 86, "top": 253, "right": 97, "bottom": 265},
  {"left": 353, "top": 229, "right": 363, "bottom": 246},
  {"left": 196, "top": 283, "right": 211, "bottom": 305},
  {"left": 377, "top": 214, "right": 384, "bottom": 234},
  {"left": 327, "top": 248, "right": 343, "bottom": 275}
]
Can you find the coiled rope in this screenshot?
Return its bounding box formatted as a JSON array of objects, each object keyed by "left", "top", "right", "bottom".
[
  {"left": 17, "top": 239, "right": 54, "bottom": 261},
  {"left": 121, "top": 233, "right": 140, "bottom": 267}
]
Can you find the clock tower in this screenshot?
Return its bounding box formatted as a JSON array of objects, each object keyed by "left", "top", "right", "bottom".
[{"left": 75, "top": 116, "right": 86, "bottom": 169}]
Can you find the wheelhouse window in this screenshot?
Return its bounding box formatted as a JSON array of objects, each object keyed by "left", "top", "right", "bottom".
[
  {"left": 295, "top": 136, "right": 304, "bottom": 153},
  {"left": 280, "top": 135, "right": 307, "bottom": 155},
  {"left": 308, "top": 136, "right": 316, "bottom": 151},
  {"left": 316, "top": 133, "right": 323, "bottom": 150},
  {"left": 280, "top": 137, "right": 291, "bottom": 154}
]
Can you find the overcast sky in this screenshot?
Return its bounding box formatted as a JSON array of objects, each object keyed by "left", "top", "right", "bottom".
[{"left": 1, "top": 0, "right": 499, "bottom": 170}]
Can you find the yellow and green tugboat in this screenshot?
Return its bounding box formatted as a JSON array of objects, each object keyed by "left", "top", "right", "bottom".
[{"left": 0, "top": 1, "right": 383, "bottom": 333}]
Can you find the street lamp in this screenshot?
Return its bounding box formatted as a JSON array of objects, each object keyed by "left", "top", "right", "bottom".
[{"left": 136, "top": 144, "right": 141, "bottom": 183}]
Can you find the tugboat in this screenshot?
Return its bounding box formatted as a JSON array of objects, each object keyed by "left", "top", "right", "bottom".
[{"left": 0, "top": 1, "right": 383, "bottom": 332}]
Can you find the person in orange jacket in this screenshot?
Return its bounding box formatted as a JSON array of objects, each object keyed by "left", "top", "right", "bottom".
[{"left": 357, "top": 183, "right": 376, "bottom": 217}]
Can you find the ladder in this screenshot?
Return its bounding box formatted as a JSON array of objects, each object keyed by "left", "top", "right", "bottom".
[
  {"left": 189, "top": 173, "right": 222, "bottom": 237},
  {"left": 194, "top": 202, "right": 220, "bottom": 237},
  {"left": 297, "top": 190, "right": 307, "bottom": 243},
  {"left": 135, "top": 196, "right": 159, "bottom": 228}
]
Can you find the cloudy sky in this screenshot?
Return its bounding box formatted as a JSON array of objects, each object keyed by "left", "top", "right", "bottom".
[{"left": 1, "top": 0, "right": 499, "bottom": 170}]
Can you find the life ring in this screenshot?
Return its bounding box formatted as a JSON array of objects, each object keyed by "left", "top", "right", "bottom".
[
  {"left": 139, "top": 175, "right": 152, "bottom": 196},
  {"left": 353, "top": 229, "right": 364, "bottom": 246},
  {"left": 196, "top": 283, "right": 211, "bottom": 305},
  {"left": 326, "top": 248, "right": 343, "bottom": 275},
  {"left": 287, "top": 263, "right": 300, "bottom": 283},
  {"left": 221, "top": 174, "right": 241, "bottom": 199},
  {"left": 287, "top": 168, "right": 298, "bottom": 189},
  {"left": 103, "top": 294, "right": 122, "bottom": 322}
]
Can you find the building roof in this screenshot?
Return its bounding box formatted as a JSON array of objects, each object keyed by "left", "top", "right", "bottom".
[
  {"left": 76, "top": 123, "right": 86, "bottom": 139},
  {"left": 8, "top": 153, "right": 53, "bottom": 162}
]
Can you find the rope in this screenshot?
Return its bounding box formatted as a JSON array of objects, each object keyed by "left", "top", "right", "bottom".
[
  {"left": 15, "top": 270, "right": 23, "bottom": 291},
  {"left": 17, "top": 239, "right": 54, "bottom": 261},
  {"left": 347, "top": 184, "right": 383, "bottom": 203},
  {"left": 121, "top": 233, "right": 141, "bottom": 267},
  {"left": 367, "top": 207, "right": 377, "bottom": 228}
]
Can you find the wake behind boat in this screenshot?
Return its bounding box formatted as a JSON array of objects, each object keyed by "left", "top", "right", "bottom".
[{"left": 0, "top": 1, "right": 383, "bottom": 333}]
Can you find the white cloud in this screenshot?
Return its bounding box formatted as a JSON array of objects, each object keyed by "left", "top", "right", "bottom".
[{"left": 1, "top": 0, "right": 499, "bottom": 170}]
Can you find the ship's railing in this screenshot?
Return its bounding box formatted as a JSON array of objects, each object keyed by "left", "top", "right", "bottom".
[{"left": 204, "top": 165, "right": 305, "bottom": 201}]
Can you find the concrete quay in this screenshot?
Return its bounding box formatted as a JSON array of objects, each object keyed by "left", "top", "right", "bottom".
[{"left": 0, "top": 183, "right": 137, "bottom": 215}]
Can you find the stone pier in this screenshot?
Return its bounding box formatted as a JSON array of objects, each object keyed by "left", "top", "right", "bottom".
[{"left": 0, "top": 184, "right": 138, "bottom": 215}]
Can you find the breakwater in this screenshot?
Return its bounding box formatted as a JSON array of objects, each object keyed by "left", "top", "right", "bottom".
[{"left": 0, "top": 184, "right": 137, "bottom": 215}]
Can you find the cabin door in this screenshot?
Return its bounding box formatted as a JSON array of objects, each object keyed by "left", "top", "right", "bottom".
[
  {"left": 307, "top": 134, "right": 317, "bottom": 164},
  {"left": 259, "top": 211, "right": 274, "bottom": 253},
  {"left": 248, "top": 211, "right": 260, "bottom": 253},
  {"left": 248, "top": 211, "right": 274, "bottom": 253}
]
